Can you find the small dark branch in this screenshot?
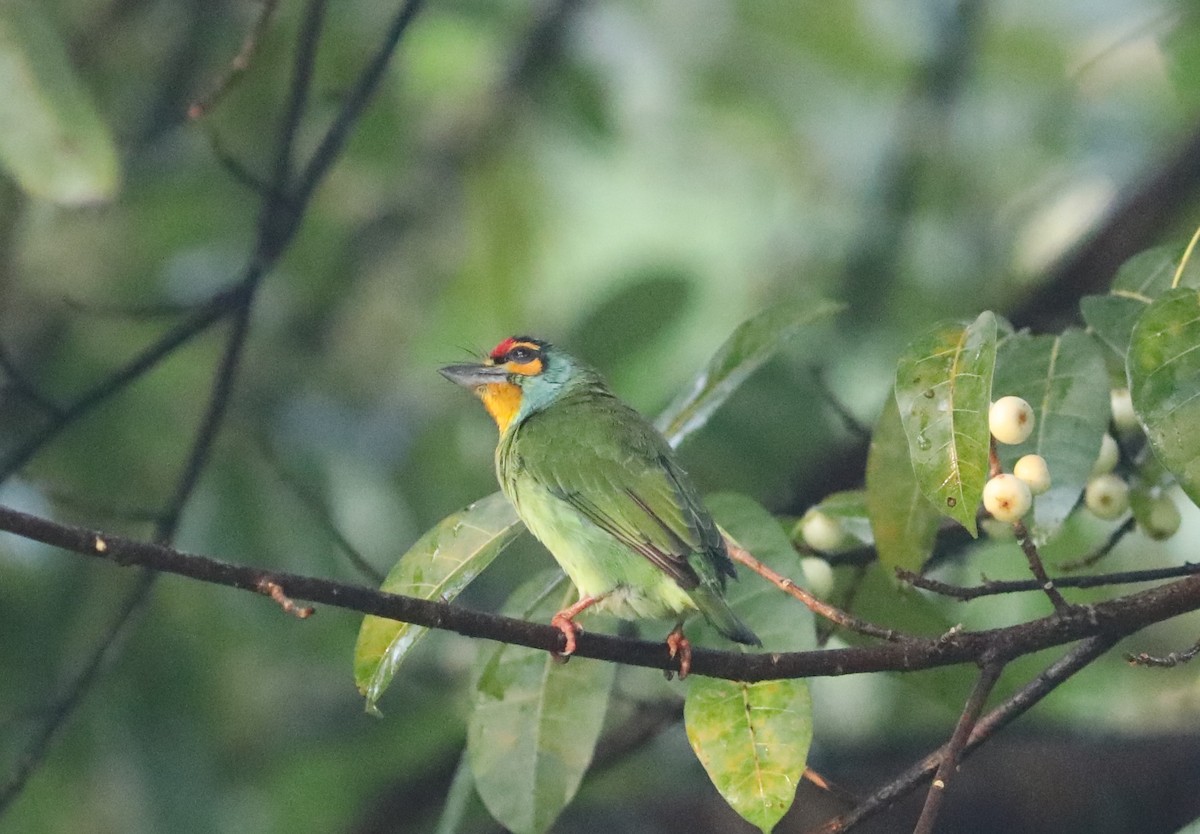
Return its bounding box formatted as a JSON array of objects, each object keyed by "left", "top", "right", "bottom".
[
  {"left": 813, "top": 635, "right": 1116, "bottom": 834},
  {"left": 592, "top": 698, "right": 683, "bottom": 771},
  {"left": 154, "top": 299, "right": 255, "bottom": 542},
  {"left": 258, "top": 578, "right": 315, "bottom": 618},
  {"left": 898, "top": 561, "right": 1200, "bottom": 600},
  {"left": 202, "top": 126, "right": 271, "bottom": 195},
  {"left": 61, "top": 295, "right": 201, "bottom": 319},
  {"left": 291, "top": 0, "right": 425, "bottom": 212},
  {"left": 726, "top": 538, "right": 915, "bottom": 644},
  {"left": 188, "top": 0, "right": 282, "bottom": 119},
  {"left": 0, "top": 570, "right": 155, "bottom": 817},
  {"left": 0, "top": 287, "right": 242, "bottom": 483},
  {"left": 271, "top": 0, "right": 328, "bottom": 193},
  {"left": 1013, "top": 521, "right": 1071, "bottom": 614},
  {"left": 255, "top": 434, "right": 385, "bottom": 583},
  {"left": 1057, "top": 516, "right": 1137, "bottom": 572},
  {"left": 0, "top": 340, "right": 61, "bottom": 416},
  {"left": 1126, "top": 637, "right": 1200, "bottom": 668},
  {"left": 987, "top": 437, "right": 1002, "bottom": 479},
  {"left": 810, "top": 365, "right": 871, "bottom": 442},
  {"left": 804, "top": 768, "right": 861, "bottom": 807},
  {"left": 911, "top": 659, "right": 1004, "bottom": 834}
]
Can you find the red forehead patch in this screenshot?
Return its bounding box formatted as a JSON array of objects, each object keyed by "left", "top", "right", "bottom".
[{"left": 489, "top": 337, "right": 517, "bottom": 361}]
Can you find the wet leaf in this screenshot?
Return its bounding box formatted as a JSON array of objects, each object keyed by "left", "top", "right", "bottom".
[
  {"left": 685, "top": 676, "right": 812, "bottom": 834},
  {"left": 866, "top": 395, "right": 941, "bottom": 574},
  {"left": 1128, "top": 288, "right": 1200, "bottom": 508},
  {"left": 656, "top": 299, "right": 844, "bottom": 447},
  {"left": 894, "top": 312, "right": 997, "bottom": 536},
  {"left": 0, "top": 1, "right": 120, "bottom": 204},
  {"left": 992, "top": 330, "right": 1109, "bottom": 541},
  {"left": 468, "top": 572, "right": 615, "bottom": 834},
  {"left": 354, "top": 492, "right": 523, "bottom": 713}
]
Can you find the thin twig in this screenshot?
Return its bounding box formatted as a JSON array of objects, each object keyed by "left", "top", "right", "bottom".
[
  {"left": 725, "top": 538, "right": 914, "bottom": 643},
  {"left": 1013, "top": 521, "right": 1071, "bottom": 614},
  {"left": 817, "top": 564, "right": 868, "bottom": 647},
  {"left": 811, "top": 635, "right": 1117, "bottom": 834},
  {"left": 254, "top": 434, "right": 385, "bottom": 583},
  {"left": 810, "top": 365, "right": 871, "bottom": 442},
  {"left": 188, "top": 0, "right": 282, "bottom": 119},
  {"left": 1057, "top": 516, "right": 1137, "bottom": 572},
  {"left": 911, "top": 659, "right": 1004, "bottom": 834},
  {"left": 0, "top": 570, "right": 155, "bottom": 815},
  {"left": 1126, "top": 636, "right": 1200, "bottom": 668},
  {"left": 0, "top": 339, "right": 61, "bottom": 415},
  {"left": 898, "top": 561, "right": 1200, "bottom": 600}
]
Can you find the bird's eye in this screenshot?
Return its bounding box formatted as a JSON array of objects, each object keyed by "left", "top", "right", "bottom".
[{"left": 508, "top": 346, "right": 534, "bottom": 363}]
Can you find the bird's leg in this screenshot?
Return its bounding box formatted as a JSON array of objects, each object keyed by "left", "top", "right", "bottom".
[
  {"left": 666, "top": 624, "right": 692, "bottom": 680},
  {"left": 550, "top": 595, "right": 601, "bottom": 661}
]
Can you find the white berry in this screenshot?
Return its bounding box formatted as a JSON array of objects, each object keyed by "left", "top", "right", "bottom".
[
  {"left": 982, "top": 473, "right": 1033, "bottom": 523},
  {"left": 1013, "top": 454, "right": 1051, "bottom": 495},
  {"left": 1085, "top": 474, "right": 1129, "bottom": 520},
  {"left": 799, "top": 557, "right": 835, "bottom": 598},
  {"left": 799, "top": 510, "right": 846, "bottom": 553},
  {"left": 1110, "top": 387, "right": 1138, "bottom": 433},
  {"left": 1091, "top": 433, "right": 1119, "bottom": 476},
  {"left": 1141, "top": 495, "right": 1182, "bottom": 540},
  {"left": 989, "top": 396, "right": 1035, "bottom": 445}
]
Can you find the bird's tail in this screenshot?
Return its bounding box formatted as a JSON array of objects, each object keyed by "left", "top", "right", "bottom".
[{"left": 691, "top": 586, "right": 761, "bottom": 646}]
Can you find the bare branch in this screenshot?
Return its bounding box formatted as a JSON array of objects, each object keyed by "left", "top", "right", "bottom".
[
  {"left": 188, "top": 0, "right": 282, "bottom": 119},
  {"left": 912, "top": 659, "right": 1004, "bottom": 834},
  {"left": 1013, "top": 520, "right": 1072, "bottom": 614},
  {"left": 898, "top": 561, "right": 1200, "bottom": 600}
]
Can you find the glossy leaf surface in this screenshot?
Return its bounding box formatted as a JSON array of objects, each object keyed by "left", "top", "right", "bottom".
[
  {"left": 866, "top": 396, "right": 941, "bottom": 574},
  {"left": 894, "top": 312, "right": 997, "bottom": 535},
  {"left": 354, "top": 492, "right": 523, "bottom": 712},
  {"left": 992, "top": 330, "right": 1109, "bottom": 540},
  {"left": 655, "top": 299, "right": 843, "bottom": 447},
  {"left": 467, "top": 572, "right": 615, "bottom": 834},
  {"left": 1128, "top": 288, "right": 1200, "bottom": 507},
  {"left": 685, "top": 676, "right": 812, "bottom": 834}
]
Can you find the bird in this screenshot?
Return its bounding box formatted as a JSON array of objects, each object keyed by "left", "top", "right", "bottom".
[{"left": 440, "top": 336, "right": 760, "bottom": 677}]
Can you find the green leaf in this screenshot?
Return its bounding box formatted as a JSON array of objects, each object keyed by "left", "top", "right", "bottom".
[
  {"left": 894, "top": 311, "right": 998, "bottom": 536},
  {"left": 992, "top": 330, "right": 1109, "bottom": 541},
  {"left": 866, "top": 395, "right": 941, "bottom": 574},
  {"left": 706, "top": 492, "right": 816, "bottom": 652},
  {"left": 655, "top": 299, "right": 844, "bottom": 447},
  {"left": 467, "top": 571, "right": 616, "bottom": 834},
  {"left": 1128, "top": 287, "right": 1200, "bottom": 508},
  {"left": 1082, "top": 245, "right": 1200, "bottom": 358},
  {"left": 0, "top": 1, "right": 120, "bottom": 204},
  {"left": 353, "top": 492, "right": 523, "bottom": 713},
  {"left": 685, "top": 676, "right": 812, "bottom": 834}
]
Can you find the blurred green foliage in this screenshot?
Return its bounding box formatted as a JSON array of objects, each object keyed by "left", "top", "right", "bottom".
[{"left": 3, "top": 1, "right": 1200, "bottom": 832}]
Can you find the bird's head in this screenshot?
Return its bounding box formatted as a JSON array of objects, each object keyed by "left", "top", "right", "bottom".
[{"left": 439, "top": 337, "right": 582, "bottom": 432}]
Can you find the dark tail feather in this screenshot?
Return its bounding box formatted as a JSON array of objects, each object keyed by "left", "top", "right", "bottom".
[{"left": 692, "top": 587, "right": 761, "bottom": 646}]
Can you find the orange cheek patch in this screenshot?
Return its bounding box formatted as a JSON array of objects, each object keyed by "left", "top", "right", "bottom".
[{"left": 478, "top": 381, "right": 523, "bottom": 432}]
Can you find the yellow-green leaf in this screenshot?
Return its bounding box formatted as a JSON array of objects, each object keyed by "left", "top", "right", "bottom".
[
  {"left": 1128, "top": 288, "right": 1200, "bottom": 507},
  {"left": 353, "top": 492, "right": 523, "bottom": 713},
  {"left": 685, "top": 677, "right": 812, "bottom": 834},
  {"left": 894, "top": 311, "right": 997, "bottom": 535},
  {"left": 867, "top": 395, "right": 940, "bottom": 574},
  {"left": 0, "top": 1, "right": 120, "bottom": 204},
  {"left": 656, "top": 299, "right": 844, "bottom": 447},
  {"left": 468, "top": 571, "right": 615, "bottom": 834}
]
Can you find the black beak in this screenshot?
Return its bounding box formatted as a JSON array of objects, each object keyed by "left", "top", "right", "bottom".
[{"left": 439, "top": 362, "right": 509, "bottom": 388}]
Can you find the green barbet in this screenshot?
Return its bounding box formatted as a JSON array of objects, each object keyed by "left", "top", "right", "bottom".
[{"left": 440, "top": 336, "right": 760, "bottom": 676}]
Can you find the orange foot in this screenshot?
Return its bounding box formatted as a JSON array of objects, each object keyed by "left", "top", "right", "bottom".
[
  {"left": 549, "top": 612, "right": 584, "bottom": 662},
  {"left": 666, "top": 627, "right": 692, "bottom": 679}
]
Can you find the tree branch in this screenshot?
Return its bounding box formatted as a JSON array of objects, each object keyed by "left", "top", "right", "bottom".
[{"left": 4, "top": 503, "right": 1200, "bottom": 682}]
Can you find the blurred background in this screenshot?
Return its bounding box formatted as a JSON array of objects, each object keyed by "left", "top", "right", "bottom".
[{"left": 3, "top": 0, "right": 1200, "bottom": 831}]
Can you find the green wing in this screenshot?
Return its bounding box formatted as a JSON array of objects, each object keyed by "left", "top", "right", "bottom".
[{"left": 513, "top": 392, "right": 734, "bottom": 591}]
